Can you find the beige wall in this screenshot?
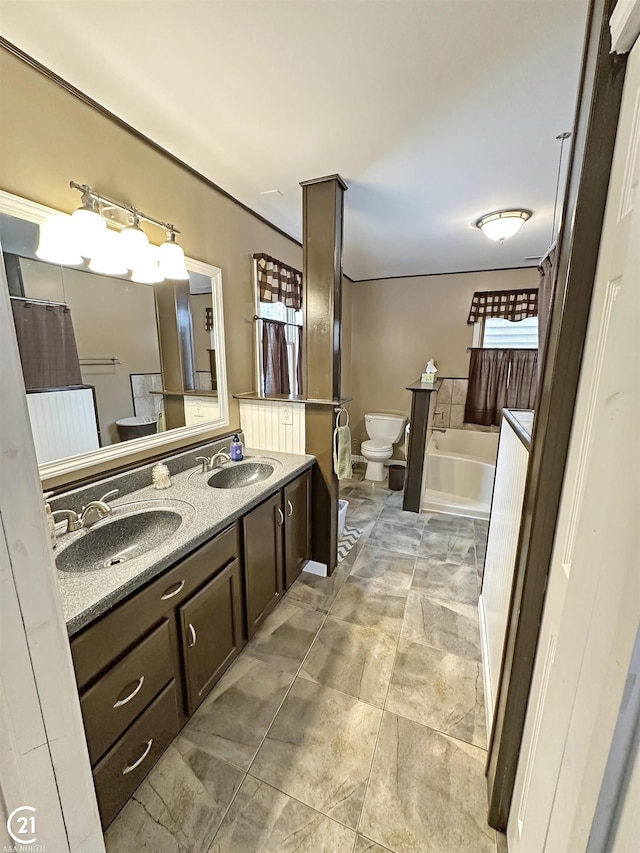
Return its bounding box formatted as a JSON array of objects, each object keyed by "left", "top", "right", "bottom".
[
  {"left": 350, "top": 267, "right": 539, "bottom": 451},
  {"left": 0, "top": 48, "right": 302, "bottom": 486}
]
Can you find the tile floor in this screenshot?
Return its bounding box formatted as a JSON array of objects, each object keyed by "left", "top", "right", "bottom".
[{"left": 105, "top": 469, "right": 494, "bottom": 853}]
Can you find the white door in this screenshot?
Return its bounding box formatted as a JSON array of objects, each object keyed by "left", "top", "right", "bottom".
[{"left": 508, "top": 32, "right": 640, "bottom": 853}]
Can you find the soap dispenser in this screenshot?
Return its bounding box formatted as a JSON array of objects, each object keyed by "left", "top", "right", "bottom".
[{"left": 230, "top": 434, "right": 243, "bottom": 461}]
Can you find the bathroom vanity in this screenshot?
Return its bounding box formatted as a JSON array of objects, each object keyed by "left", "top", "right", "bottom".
[{"left": 52, "top": 445, "right": 313, "bottom": 828}]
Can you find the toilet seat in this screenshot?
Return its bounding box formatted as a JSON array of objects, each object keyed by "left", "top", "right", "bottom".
[{"left": 361, "top": 439, "right": 393, "bottom": 454}]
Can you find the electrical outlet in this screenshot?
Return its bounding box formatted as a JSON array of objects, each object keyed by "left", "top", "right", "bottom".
[{"left": 281, "top": 406, "right": 293, "bottom": 425}]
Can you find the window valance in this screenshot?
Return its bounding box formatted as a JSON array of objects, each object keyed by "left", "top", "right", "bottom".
[
  {"left": 467, "top": 288, "right": 538, "bottom": 324},
  {"left": 253, "top": 253, "right": 303, "bottom": 310}
]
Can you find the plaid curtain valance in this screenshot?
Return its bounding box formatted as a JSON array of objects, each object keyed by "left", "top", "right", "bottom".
[
  {"left": 254, "top": 253, "right": 303, "bottom": 310},
  {"left": 467, "top": 289, "right": 538, "bottom": 324}
]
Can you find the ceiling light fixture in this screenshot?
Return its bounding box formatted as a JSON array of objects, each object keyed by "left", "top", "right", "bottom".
[
  {"left": 63, "top": 181, "right": 188, "bottom": 283},
  {"left": 476, "top": 209, "right": 532, "bottom": 244}
]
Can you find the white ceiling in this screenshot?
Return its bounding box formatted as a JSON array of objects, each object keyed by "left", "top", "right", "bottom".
[{"left": 0, "top": 0, "right": 589, "bottom": 280}]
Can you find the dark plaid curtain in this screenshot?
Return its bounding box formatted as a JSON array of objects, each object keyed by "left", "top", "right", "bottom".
[
  {"left": 262, "top": 320, "right": 290, "bottom": 396},
  {"left": 465, "top": 348, "right": 538, "bottom": 426},
  {"left": 254, "top": 253, "right": 303, "bottom": 310},
  {"left": 467, "top": 289, "right": 538, "bottom": 324},
  {"left": 11, "top": 299, "right": 82, "bottom": 390}
]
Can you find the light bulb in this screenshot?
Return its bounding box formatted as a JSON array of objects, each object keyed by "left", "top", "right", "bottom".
[
  {"left": 119, "top": 222, "right": 149, "bottom": 269},
  {"left": 131, "top": 243, "right": 163, "bottom": 284},
  {"left": 36, "top": 218, "right": 84, "bottom": 266},
  {"left": 71, "top": 205, "right": 107, "bottom": 257},
  {"left": 158, "top": 235, "right": 189, "bottom": 280},
  {"left": 88, "top": 229, "right": 128, "bottom": 275}
]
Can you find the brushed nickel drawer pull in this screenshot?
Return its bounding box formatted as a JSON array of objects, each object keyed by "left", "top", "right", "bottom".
[
  {"left": 276, "top": 507, "right": 284, "bottom": 526},
  {"left": 122, "top": 739, "right": 153, "bottom": 775},
  {"left": 188, "top": 623, "right": 197, "bottom": 647},
  {"left": 161, "top": 579, "right": 185, "bottom": 600},
  {"left": 287, "top": 500, "right": 294, "bottom": 517},
  {"left": 113, "top": 676, "right": 145, "bottom": 708}
]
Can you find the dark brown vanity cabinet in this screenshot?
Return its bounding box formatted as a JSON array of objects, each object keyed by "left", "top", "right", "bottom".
[
  {"left": 70, "top": 523, "right": 242, "bottom": 828},
  {"left": 284, "top": 470, "right": 311, "bottom": 588},
  {"left": 243, "top": 490, "right": 284, "bottom": 638},
  {"left": 179, "top": 557, "right": 243, "bottom": 715},
  {"left": 243, "top": 470, "right": 311, "bottom": 638}
]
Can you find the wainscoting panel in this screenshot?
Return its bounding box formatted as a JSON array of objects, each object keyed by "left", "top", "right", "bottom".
[
  {"left": 239, "top": 399, "right": 306, "bottom": 454},
  {"left": 480, "top": 417, "right": 530, "bottom": 729},
  {"left": 26, "top": 387, "right": 100, "bottom": 464}
]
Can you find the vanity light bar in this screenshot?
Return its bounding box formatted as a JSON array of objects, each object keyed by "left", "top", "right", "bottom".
[{"left": 70, "top": 181, "right": 180, "bottom": 236}]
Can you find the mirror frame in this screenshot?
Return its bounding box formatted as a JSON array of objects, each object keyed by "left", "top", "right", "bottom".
[{"left": 0, "top": 190, "right": 230, "bottom": 481}]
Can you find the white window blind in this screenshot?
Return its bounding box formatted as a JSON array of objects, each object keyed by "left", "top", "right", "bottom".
[{"left": 482, "top": 316, "right": 539, "bottom": 349}]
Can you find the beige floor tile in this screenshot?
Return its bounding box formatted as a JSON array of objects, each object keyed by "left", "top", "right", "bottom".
[
  {"left": 360, "top": 712, "right": 495, "bottom": 853},
  {"left": 250, "top": 678, "right": 381, "bottom": 829}
]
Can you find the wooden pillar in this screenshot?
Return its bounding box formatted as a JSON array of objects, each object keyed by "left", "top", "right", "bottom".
[
  {"left": 403, "top": 382, "right": 437, "bottom": 513},
  {"left": 154, "top": 279, "right": 196, "bottom": 430},
  {"left": 300, "top": 174, "right": 347, "bottom": 574}
]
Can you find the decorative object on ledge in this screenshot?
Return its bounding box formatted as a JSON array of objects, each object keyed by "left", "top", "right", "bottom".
[
  {"left": 36, "top": 181, "right": 189, "bottom": 283},
  {"left": 467, "top": 289, "right": 539, "bottom": 324},
  {"left": 475, "top": 209, "right": 532, "bottom": 243},
  {"left": 253, "top": 253, "right": 302, "bottom": 309},
  {"left": 204, "top": 306, "right": 213, "bottom": 331}
]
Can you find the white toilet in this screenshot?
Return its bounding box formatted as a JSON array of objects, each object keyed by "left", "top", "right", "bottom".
[{"left": 361, "top": 413, "right": 407, "bottom": 481}]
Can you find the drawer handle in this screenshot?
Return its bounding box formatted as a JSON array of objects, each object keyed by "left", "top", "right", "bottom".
[
  {"left": 113, "top": 676, "right": 145, "bottom": 708},
  {"left": 276, "top": 507, "right": 284, "bottom": 526},
  {"left": 161, "top": 579, "right": 185, "bottom": 600},
  {"left": 122, "top": 739, "right": 153, "bottom": 775},
  {"left": 188, "top": 623, "right": 197, "bottom": 647},
  {"left": 287, "top": 500, "right": 294, "bottom": 518}
]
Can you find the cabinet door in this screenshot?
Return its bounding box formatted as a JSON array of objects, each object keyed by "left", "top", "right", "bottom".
[
  {"left": 179, "top": 558, "right": 243, "bottom": 715},
  {"left": 284, "top": 470, "right": 311, "bottom": 589},
  {"left": 243, "top": 491, "right": 284, "bottom": 639}
]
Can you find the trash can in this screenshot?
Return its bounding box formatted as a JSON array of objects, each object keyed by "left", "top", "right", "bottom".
[
  {"left": 388, "top": 464, "right": 405, "bottom": 491},
  {"left": 116, "top": 416, "right": 158, "bottom": 442}
]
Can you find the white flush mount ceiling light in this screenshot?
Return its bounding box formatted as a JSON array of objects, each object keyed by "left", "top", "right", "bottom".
[{"left": 476, "top": 209, "right": 532, "bottom": 243}]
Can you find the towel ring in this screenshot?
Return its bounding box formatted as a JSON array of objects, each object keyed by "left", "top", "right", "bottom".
[{"left": 335, "top": 407, "right": 349, "bottom": 428}]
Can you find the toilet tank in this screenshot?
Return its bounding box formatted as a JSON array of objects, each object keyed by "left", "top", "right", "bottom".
[{"left": 365, "top": 413, "right": 406, "bottom": 443}]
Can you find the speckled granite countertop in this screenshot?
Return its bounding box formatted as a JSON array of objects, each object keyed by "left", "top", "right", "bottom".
[{"left": 56, "top": 449, "right": 315, "bottom": 637}]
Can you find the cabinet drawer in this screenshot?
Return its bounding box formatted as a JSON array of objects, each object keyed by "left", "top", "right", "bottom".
[
  {"left": 72, "top": 523, "right": 239, "bottom": 690},
  {"left": 93, "top": 681, "right": 180, "bottom": 829},
  {"left": 81, "top": 619, "right": 174, "bottom": 764}
]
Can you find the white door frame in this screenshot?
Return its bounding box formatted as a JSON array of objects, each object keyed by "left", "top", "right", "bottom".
[{"left": 0, "top": 237, "right": 104, "bottom": 851}]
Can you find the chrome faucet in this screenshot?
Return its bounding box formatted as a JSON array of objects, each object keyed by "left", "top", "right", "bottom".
[
  {"left": 79, "top": 489, "right": 119, "bottom": 528},
  {"left": 195, "top": 451, "right": 231, "bottom": 473}
]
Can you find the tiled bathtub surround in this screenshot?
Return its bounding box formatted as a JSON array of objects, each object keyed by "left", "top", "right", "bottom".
[
  {"left": 105, "top": 467, "right": 494, "bottom": 853},
  {"left": 432, "top": 377, "right": 499, "bottom": 433}
]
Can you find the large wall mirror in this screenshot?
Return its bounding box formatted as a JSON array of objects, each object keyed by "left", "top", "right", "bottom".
[{"left": 0, "top": 191, "right": 229, "bottom": 481}]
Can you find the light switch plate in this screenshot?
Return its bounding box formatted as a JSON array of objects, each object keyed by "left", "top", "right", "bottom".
[{"left": 281, "top": 406, "right": 293, "bottom": 425}]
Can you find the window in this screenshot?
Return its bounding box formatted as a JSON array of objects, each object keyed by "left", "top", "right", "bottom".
[
  {"left": 252, "top": 257, "right": 303, "bottom": 396},
  {"left": 475, "top": 316, "right": 539, "bottom": 349}
]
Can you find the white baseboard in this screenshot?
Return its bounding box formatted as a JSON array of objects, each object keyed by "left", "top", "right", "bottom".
[
  {"left": 302, "top": 559, "right": 328, "bottom": 578},
  {"left": 478, "top": 593, "right": 493, "bottom": 744}
]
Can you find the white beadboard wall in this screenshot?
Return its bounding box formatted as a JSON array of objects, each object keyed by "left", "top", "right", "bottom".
[
  {"left": 239, "top": 399, "right": 306, "bottom": 454},
  {"left": 478, "top": 417, "right": 530, "bottom": 736},
  {"left": 26, "top": 388, "right": 100, "bottom": 464}
]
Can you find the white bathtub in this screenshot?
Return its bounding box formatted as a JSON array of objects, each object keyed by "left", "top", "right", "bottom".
[{"left": 421, "top": 428, "right": 499, "bottom": 520}]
